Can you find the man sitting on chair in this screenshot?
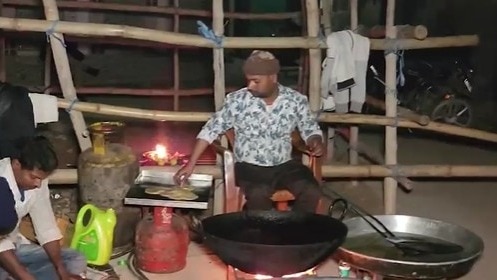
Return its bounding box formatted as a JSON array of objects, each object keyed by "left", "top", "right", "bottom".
[{"left": 175, "top": 50, "right": 325, "bottom": 212}]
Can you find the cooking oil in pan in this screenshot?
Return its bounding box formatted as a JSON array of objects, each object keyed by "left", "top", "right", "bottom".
[{"left": 343, "top": 232, "right": 463, "bottom": 261}]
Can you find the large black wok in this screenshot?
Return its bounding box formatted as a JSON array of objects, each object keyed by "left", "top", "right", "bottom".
[{"left": 199, "top": 208, "right": 348, "bottom": 277}]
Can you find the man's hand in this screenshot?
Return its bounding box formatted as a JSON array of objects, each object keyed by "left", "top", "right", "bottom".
[
  {"left": 306, "top": 135, "right": 324, "bottom": 157},
  {"left": 173, "top": 164, "right": 195, "bottom": 185},
  {"left": 56, "top": 265, "right": 84, "bottom": 280}
]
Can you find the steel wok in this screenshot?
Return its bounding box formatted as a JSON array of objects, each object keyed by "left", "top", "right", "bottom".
[
  {"left": 335, "top": 215, "right": 484, "bottom": 279},
  {"left": 198, "top": 210, "right": 348, "bottom": 277}
]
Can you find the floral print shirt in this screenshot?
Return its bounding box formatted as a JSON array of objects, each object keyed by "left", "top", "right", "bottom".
[{"left": 197, "top": 84, "right": 322, "bottom": 166}]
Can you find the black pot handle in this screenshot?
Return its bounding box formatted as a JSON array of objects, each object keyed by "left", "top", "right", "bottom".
[{"left": 328, "top": 198, "right": 348, "bottom": 221}]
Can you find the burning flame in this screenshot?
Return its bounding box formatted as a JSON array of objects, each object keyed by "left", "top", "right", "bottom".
[
  {"left": 155, "top": 144, "right": 168, "bottom": 160},
  {"left": 245, "top": 268, "right": 316, "bottom": 279},
  {"left": 140, "top": 143, "right": 185, "bottom": 166}
]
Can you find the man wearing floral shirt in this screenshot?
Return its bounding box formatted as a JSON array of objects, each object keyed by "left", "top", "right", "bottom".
[{"left": 175, "top": 50, "right": 325, "bottom": 212}]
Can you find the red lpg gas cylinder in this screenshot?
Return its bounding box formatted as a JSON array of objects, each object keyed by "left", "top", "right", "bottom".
[{"left": 135, "top": 207, "right": 190, "bottom": 273}]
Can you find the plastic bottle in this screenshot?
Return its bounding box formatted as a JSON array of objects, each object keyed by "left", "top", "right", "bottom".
[{"left": 70, "top": 204, "right": 117, "bottom": 266}]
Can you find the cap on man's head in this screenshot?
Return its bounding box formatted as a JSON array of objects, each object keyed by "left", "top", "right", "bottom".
[
  {"left": 0, "top": 177, "right": 18, "bottom": 236},
  {"left": 242, "top": 50, "right": 280, "bottom": 76}
]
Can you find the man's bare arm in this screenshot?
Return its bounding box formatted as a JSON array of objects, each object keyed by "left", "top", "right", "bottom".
[{"left": 0, "top": 250, "right": 34, "bottom": 280}]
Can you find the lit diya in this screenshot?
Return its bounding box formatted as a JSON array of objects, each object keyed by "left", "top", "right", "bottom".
[{"left": 140, "top": 144, "right": 186, "bottom": 166}]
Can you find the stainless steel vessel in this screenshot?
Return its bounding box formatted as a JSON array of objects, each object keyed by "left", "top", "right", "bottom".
[{"left": 335, "top": 215, "right": 484, "bottom": 279}]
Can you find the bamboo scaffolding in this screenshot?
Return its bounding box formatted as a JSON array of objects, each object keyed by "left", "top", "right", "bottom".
[
  {"left": 48, "top": 164, "right": 497, "bottom": 185},
  {"left": 349, "top": 0, "right": 359, "bottom": 187},
  {"left": 6, "top": 0, "right": 300, "bottom": 20},
  {"left": 42, "top": 0, "right": 91, "bottom": 151},
  {"left": 56, "top": 98, "right": 497, "bottom": 144},
  {"left": 27, "top": 86, "right": 242, "bottom": 96},
  {"left": 0, "top": 17, "right": 478, "bottom": 50},
  {"left": 384, "top": 0, "right": 398, "bottom": 214}
]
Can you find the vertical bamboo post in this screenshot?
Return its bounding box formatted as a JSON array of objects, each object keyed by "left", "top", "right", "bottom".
[
  {"left": 212, "top": 0, "right": 226, "bottom": 216},
  {"left": 321, "top": 0, "right": 333, "bottom": 34},
  {"left": 173, "top": 0, "right": 180, "bottom": 111},
  {"left": 306, "top": 0, "right": 321, "bottom": 165},
  {"left": 383, "top": 0, "right": 398, "bottom": 214},
  {"left": 41, "top": 0, "right": 91, "bottom": 151},
  {"left": 349, "top": 0, "right": 359, "bottom": 186},
  {"left": 321, "top": 0, "right": 335, "bottom": 163}
]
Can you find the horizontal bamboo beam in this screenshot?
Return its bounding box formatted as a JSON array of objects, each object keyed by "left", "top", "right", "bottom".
[
  {"left": 359, "top": 25, "right": 428, "bottom": 40},
  {"left": 48, "top": 164, "right": 497, "bottom": 185},
  {"left": 5, "top": 0, "right": 301, "bottom": 20},
  {"left": 57, "top": 98, "right": 497, "bottom": 144},
  {"left": 28, "top": 86, "right": 240, "bottom": 96},
  {"left": 0, "top": 17, "right": 479, "bottom": 50},
  {"left": 3, "top": 31, "right": 201, "bottom": 50}
]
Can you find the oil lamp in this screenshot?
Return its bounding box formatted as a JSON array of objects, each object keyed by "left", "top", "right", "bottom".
[{"left": 140, "top": 143, "right": 185, "bottom": 166}]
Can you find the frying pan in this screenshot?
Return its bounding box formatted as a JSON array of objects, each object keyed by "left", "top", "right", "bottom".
[
  {"left": 197, "top": 203, "right": 348, "bottom": 277},
  {"left": 336, "top": 215, "right": 484, "bottom": 279}
]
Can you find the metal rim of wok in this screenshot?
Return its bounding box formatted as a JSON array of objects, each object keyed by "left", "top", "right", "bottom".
[
  {"left": 336, "top": 215, "right": 484, "bottom": 278},
  {"left": 199, "top": 210, "right": 348, "bottom": 276}
]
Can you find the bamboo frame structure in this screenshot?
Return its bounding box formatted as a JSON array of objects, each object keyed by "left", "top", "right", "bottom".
[{"left": 2, "top": 1, "right": 494, "bottom": 218}]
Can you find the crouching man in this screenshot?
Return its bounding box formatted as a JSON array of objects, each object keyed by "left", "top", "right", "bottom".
[{"left": 0, "top": 136, "right": 86, "bottom": 280}]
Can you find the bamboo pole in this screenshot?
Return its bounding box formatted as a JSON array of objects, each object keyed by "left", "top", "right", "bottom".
[
  {"left": 56, "top": 98, "right": 497, "bottom": 144},
  {"left": 349, "top": 0, "right": 359, "bottom": 187},
  {"left": 212, "top": 0, "right": 227, "bottom": 217},
  {"left": 360, "top": 25, "right": 429, "bottom": 40},
  {"left": 321, "top": 0, "right": 335, "bottom": 164},
  {"left": 305, "top": 0, "right": 321, "bottom": 166},
  {"left": 48, "top": 164, "right": 497, "bottom": 185},
  {"left": 172, "top": 0, "right": 180, "bottom": 111},
  {"left": 321, "top": 0, "right": 333, "bottom": 34},
  {"left": 0, "top": 17, "right": 479, "bottom": 50},
  {"left": 27, "top": 85, "right": 242, "bottom": 96},
  {"left": 5, "top": 0, "right": 300, "bottom": 20},
  {"left": 1, "top": 31, "right": 201, "bottom": 50},
  {"left": 41, "top": 0, "right": 91, "bottom": 151},
  {"left": 384, "top": 0, "right": 397, "bottom": 214}
]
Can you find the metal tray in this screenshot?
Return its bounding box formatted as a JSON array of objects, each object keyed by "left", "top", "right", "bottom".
[
  {"left": 125, "top": 169, "right": 214, "bottom": 209},
  {"left": 134, "top": 169, "right": 213, "bottom": 189}
]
